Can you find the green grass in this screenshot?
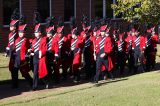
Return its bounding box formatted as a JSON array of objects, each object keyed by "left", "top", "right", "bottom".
[
  {"left": 0, "top": 53, "right": 9, "bottom": 67},
  {"left": 0, "top": 54, "right": 10, "bottom": 81},
  {"left": 1, "top": 71, "right": 160, "bottom": 106},
  {"left": 0, "top": 53, "right": 24, "bottom": 81},
  {"left": 1, "top": 55, "right": 160, "bottom": 106}
]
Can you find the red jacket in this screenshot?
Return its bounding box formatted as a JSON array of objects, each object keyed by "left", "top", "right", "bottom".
[
  {"left": 90, "top": 35, "right": 97, "bottom": 54},
  {"left": 131, "top": 35, "right": 137, "bottom": 50},
  {"left": 53, "top": 34, "right": 69, "bottom": 57},
  {"left": 6, "top": 32, "right": 18, "bottom": 51},
  {"left": 140, "top": 35, "right": 147, "bottom": 51},
  {"left": 71, "top": 36, "right": 84, "bottom": 69},
  {"left": 151, "top": 34, "right": 159, "bottom": 48},
  {"left": 81, "top": 32, "right": 94, "bottom": 63},
  {"left": 105, "top": 36, "right": 113, "bottom": 71},
  {"left": 104, "top": 36, "right": 112, "bottom": 54},
  {"left": 95, "top": 35, "right": 113, "bottom": 71},
  {"left": 93, "top": 36, "right": 101, "bottom": 55},
  {"left": 14, "top": 37, "right": 30, "bottom": 76},
  {"left": 82, "top": 34, "right": 94, "bottom": 52},
  {"left": 132, "top": 35, "right": 147, "bottom": 51},
  {"left": 31, "top": 37, "right": 48, "bottom": 78},
  {"left": 46, "top": 36, "right": 56, "bottom": 53},
  {"left": 70, "top": 36, "right": 84, "bottom": 54},
  {"left": 8, "top": 33, "right": 21, "bottom": 71},
  {"left": 125, "top": 35, "right": 132, "bottom": 52},
  {"left": 15, "top": 37, "right": 30, "bottom": 62},
  {"left": 39, "top": 37, "right": 48, "bottom": 78},
  {"left": 116, "top": 40, "right": 126, "bottom": 52}
]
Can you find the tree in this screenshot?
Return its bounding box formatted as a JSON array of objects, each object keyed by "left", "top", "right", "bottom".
[{"left": 112, "top": 0, "right": 160, "bottom": 24}]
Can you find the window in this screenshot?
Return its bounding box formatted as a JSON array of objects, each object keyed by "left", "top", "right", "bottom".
[
  {"left": 64, "top": 0, "right": 75, "bottom": 22},
  {"left": 95, "top": 0, "right": 113, "bottom": 18},
  {"left": 3, "top": 0, "right": 19, "bottom": 25},
  {"left": 95, "top": 0, "right": 122, "bottom": 19},
  {"left": 106, "top": 0, "right": 113, "bottom": 18},
  {"left": 37, "top": 0, "right": 50, "bottom": 23},
  {"left": 95, "top": 0, "right": 103, "bottom": 18}
]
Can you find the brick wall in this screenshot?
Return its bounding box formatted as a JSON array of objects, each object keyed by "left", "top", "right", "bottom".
[
  {"left": 0, "top": 0, "right": 8, "bottom": 52},
  {"left": 22, "top": 0, "right": 37, "bottom": 37},
  {"left": 0, "top": 0, "right": 96, "bottom": 52},
  {"left": 52, "top": 0, "right": 64, "bottom": 18}
]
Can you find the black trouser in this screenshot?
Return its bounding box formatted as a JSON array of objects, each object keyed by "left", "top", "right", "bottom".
[
  {"left": 29, "top": 56, "right": 34, "bottom": 72},
  {"left": 11, "top": 67, "right": 19, "bottom": 87},
  {"left": 117, "top": 51, "right": 126, "bottom": 75},
  {"left": 83, "top": 49, "right": 93, "bottom": 78},
  {"left": 46, "top": 52, "right": 54, "bottom": 80},
  {"left": 95, "top": 55, "right": 114, "bottom": 82},
  {"left": 33, "top": 62, "right": 49, "bottom": 89},
  {"left": 33, "top": 52, "right": 40, "bottom": 89},
  {"left": 145, "top": 47, "right": 152, "bottom": 71},
  {"left": 73, "top": 69, "right": 81, "bottom": 81},
  {"left": 127, "top": 50, "right": 134, "bottom": 73},
  {"left": 12, "top": 54, "right": 20, "bottom": 87},
  {"left": 139, "top": 52, "right": 146, "bottom": 72},
  {"left": 133, "top": 51, "right": 141, "bottom": 73},
  {"left": 33, "top": 55, "right": 49, "bottom": 89},
  {"left": 61, "top": 59, "right": 68, "bottom": 79},
  {"left": 95, "top": 55, "right": 108, "bottom": 82},
  {"left": 12, "top": 53, "right": 32, "bottom": 88},
  {"left": 11, "top": 67, "right": 33, "bottom": 87},
  {"left": 133, "top": 48, "right": 145, "bottom": 73},
  {"left": 33, "top": 62, "right": 39, "bottom": 89}
]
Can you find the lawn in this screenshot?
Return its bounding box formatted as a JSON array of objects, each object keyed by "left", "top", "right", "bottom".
[{"left": 0, "top": 51, "right": 160, "bottom": 106}]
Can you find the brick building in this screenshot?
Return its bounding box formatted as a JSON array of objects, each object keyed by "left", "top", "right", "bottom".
[{"left": 0, "top": 0, "right": 121, "bottom": 52}]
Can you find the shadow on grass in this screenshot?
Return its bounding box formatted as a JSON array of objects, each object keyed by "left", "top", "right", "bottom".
[
  {"left": 94, "top": 78, "right": 128, "bottom": 87},
  {"left": 0, "top": 66, "right": 8, "bottom": 68},
  {"left": 1, "top": 62, "right": 160, "bottom": 101},
  {"left": 0, "top": 78, "right": 128, "bottom": 106},
  {"left": 0, "top": 79, "right": 32, "bottom": 100},
  {"left": 0, "top": 80, "right": 11, "bottom": 85},
  {"left": 0, "top": 76, "right": 128, "bottom": 101},
  {"left": 114, "top": 62, "right": 160, "bottom": 79}
]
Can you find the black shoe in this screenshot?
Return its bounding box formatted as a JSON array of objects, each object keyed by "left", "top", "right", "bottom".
[
  {"left": 110, "top": 75, "right": 115, "bottom": 80},
  {"left": 45, "top": 83, "right": 49, "bottom": 89},
  {"left": 62, "top": 76, "right": 67, "bottom": 81},
  {"left": 73, "top": 76, "right": 80, "bottom": 83},
  {"left": 12, "top": 85, "right": 18, "bottom": 89},
  {"left": 103, "top": 76, "right": 107, "bottom": 80},
  {"left": 55, "top": 79, "right": 60, "bottom": 85},
  {"left": 93, "top": 77, "right": 98, "bottom": 84},
  {"left": 29, "top": 82, "right": 33, "bottom": 88},
  {"left": 32, "top": 87, "right": 37, "bottom": 91},
  {"left": 94, "top": 80, "right": 98, "bottom": 84},
  {"left": 93, "top": 76, "right": 99, "bottom": 82}
]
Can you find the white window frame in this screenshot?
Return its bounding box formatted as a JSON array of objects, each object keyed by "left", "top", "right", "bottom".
[
  {"left": 64, "top": 0, "right": 76, "bottom": 24},
  {"left": 49, "top": 0, "right": 52, "bottom": 17},
  {"left": 19, "top": 0, "right": 22, "bottom": 15},
  {"left": 103, "top": 0, "right": 106, "bottom": 18},
  {"left": 3, "top": 0, "right": 22, "bottom": 27}
]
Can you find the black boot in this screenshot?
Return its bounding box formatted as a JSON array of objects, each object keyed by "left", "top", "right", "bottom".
[
  {"left": 11, "top": 68, "right": 19, "bottom": 89},
  {"left": 42, "top": 76, "right": 50, "bottom": 89},
  {"left": 24, "top": 74, "right": 33, "bottom": 87},
  {"left": 73, "top": 71, "right": 81, "bottom": 83}
]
